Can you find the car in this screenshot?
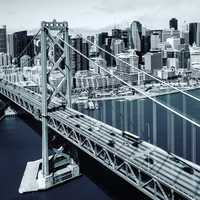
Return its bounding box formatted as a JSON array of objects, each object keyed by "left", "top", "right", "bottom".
[
  {"left": 110, "top": 132, "right": 115, "bottom": 136},
  {"left": 144, "top": 157, "right": 154, "bottom": 165},
  {"left": 107, "top": 140, "right": 115, "bottom": 147},
  {"left": 182, "top": 166, "right": 194, "bottom": 175},
  {"left": 88, "top": 127, "right": 93, "bottom": 131},
  {"left": 69, "top": 115, "right": 74, "bottom": 118},
  {"left": 75, "top": 124, "right": 80, "bottom": 128},
  {"left": 75, "top": 114, "right": 80, "bottom": 118}
]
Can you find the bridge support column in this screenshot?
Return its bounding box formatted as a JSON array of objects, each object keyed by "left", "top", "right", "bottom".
[
  {"left": 41, "top": 23, "right": 49, "bottom": 177},
  {"left": 64, "top": 25, "right": 72, "bottom": 108}
]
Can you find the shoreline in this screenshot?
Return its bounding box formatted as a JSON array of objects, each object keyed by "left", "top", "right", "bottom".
[{"left": 73, "top": 85, "right": 200, "bottom": 103}]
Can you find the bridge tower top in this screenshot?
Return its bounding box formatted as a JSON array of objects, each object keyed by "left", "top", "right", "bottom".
[{"left": 41, "top": 19, "right": 68, "bottom": 30}]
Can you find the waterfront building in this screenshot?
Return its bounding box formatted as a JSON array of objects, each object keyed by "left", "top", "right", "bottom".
[{"left": 156, "top": 67, "right": 176, "bottom": 80}]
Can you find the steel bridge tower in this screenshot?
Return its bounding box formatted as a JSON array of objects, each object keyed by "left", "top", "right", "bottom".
[
  {"left": 41, "top": 19, "right": 72, "bottom": 178},
  {"left": 18, "top": 20, "right": 79, "bottom": 193}
]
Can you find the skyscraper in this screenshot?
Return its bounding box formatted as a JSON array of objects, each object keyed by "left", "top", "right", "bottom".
[
  {"left": 112, "top": 29, "right": 122, "bottom": 39},
  {"left": 0, "top": 25, "right": 7, "bottom": 53},
  {"left": 150, "top": 32, "right": 161, "bottom": 51},
  {"left": 111, "top": 39, "right": 125, "bottom": 55},
  {"left": 169, "top": 18, "right": 178, "bottom": 30},
  {"left": 129, "top": 21, "right": 142, "bottom": 51},
  {"left": 7, "top": 31, "right": 35, "bottom": 65},
  {"left": 71, "top": 37, "right": 89, "bottom": 73},
  {"left": 189, "top": 23, "right": 200, "bottom": 46},
  {"left": 98, "top": 32, "right": 108, "bottom": 48}
]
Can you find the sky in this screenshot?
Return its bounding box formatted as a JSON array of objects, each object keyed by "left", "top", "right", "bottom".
[{"left": 1, "top": 0, "right": 200, "bottom": 33}]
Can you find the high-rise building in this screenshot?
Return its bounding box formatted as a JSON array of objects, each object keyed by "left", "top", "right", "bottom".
[
  {"left": 129, "top": 21, "right": 142, "bottom": 51},
  {"left": 189, "top": 23, "right": 200, "bottom": 46},
  {"left": 111, "top": 39, "right": 125, "bottom": 55},
  {"left": 169, "top": 18, "right": 178, "bottom": 30},
  {"left": 98, "top": 32, "right": 108, "bottom": 48},
  {"left": 13, "top": 31, "right": 28, "bottom": 58},
  {"left": 166, "top": 49, "right": 179, "bottom": 70},
  {"left": 189, "top": 44, "right": 200, "bottom": 70},
  {"left": 7, "top": 34, "right": 14, "bottom": 57},
  {"left": 71, "top": 37, "right": 89, "bottom": 73},
  {"left": 7, "top": 31, "right": 34, "bottom": 64},
  {"left": 179, "top": 45, "right": 190, "bottom": 69},
  {"left": 143, "top": 52, "right": 162, "bottom": 73},
  {"left": 150, "top": 32, "right": 161, "bottom": 51},
  {"left": 116, "top": 49, "right": 139, "bottom": 74},
  {"left": 0, "top": 25, "right": 7, "bottom": 53},
  {"left": 121, "top": 29, "right": 129, "bottom": 49},
  {"left": 112, "top": 29, "right": 122, "bottom": 39}
]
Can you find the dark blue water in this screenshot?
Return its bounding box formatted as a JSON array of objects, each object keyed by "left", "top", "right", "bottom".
[
  {"left": 0, "top": 117, "right": 113, "bottom": 200},
  {"left": 74, "top": 89, "right": 200, "bottom": 165}
]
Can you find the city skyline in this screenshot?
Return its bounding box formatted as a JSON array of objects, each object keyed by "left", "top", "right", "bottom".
[{"left": 1, "top": 0, "right": 200, "bottom": 33}]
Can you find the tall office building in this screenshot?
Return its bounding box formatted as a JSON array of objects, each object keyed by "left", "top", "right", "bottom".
[
  {"left": 129, "top": 21, "right": 142, "bottom": 51},
  {"left": 71, "top": 37, "right": 89, "bottom": 72},
  {"left": 189, "top": 23, "right": 200, "bottom": 46},
  {"left": 7, "top": 31, "right": 34, "bottom": 62},
  {"left": 143, "top": 52, "right": 162, "bottom": 73},
  {"left": 112, "top": 29, "right": 122, "bottom": 39},
  {"left": 98, "top": 32, "right": 108, "bottom": 48},
  {"left": 189, "top": 44, "right": 200, "bottom": 69},
  {"left": 179, "top": 45, "right": 190, "bottom": 69},
  {"left": 121, "top": 29, "right": 129, "bottom": 49},
  {"left": 169, "top": 18, "right": 178, "bottom": 30},
  {"left": 116, "top": 49, "right": 139, "bottom": 74},
  {"left": 111, "top": 39, "right": 125, "bottom": 55},
  {"left": 7, "top": 34, "right": 14, "bottom": 56},
  {"left": 150, "top": 32, "right": 161, "bottom": 51},
  {"left": 0, "top": 25, "right": 7, "bottom": 53}
]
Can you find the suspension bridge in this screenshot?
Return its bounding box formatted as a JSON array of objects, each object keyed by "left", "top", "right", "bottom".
[{"left": 0, "top": 20, "right": 200, "bottom": 200}]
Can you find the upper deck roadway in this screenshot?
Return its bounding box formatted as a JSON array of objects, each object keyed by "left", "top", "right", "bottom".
[{"left": 0, "top": 79, "right": 200, "bottom": 200}]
